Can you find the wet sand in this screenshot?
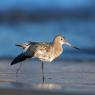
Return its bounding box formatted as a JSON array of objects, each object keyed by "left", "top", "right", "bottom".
[{"left": 0, "top": 59, "right": 95, "bottom": 94}]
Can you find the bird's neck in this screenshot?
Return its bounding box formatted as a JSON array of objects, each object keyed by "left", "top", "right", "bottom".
[
  {"left": 53, "top": 41, "right": 62, "bottom": 48},
  {"left": 52, "top": 41, "right": 63, "bottom": 53}
]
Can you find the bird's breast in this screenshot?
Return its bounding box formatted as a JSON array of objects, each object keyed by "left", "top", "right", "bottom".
[
  {"left": 34, "top": 43, "right": 63, "bottom": 62},
  {"left": 51, "top": 44, "right": 63, "bottom": 59}
]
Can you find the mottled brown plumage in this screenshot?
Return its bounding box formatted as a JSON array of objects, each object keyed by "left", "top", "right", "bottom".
[
  {"left": 11, "top": 34, "right": 79, "bottom": 83},
  {"left": 11, "top": 34, "right": 79, "bottom": 65}
]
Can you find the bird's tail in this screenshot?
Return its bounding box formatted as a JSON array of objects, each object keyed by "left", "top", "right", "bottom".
[
  {"left": 16, "top": 41, "right": 32, "bottom": 49},
  {"left": 10, "top": 53, "right": 31, "bottom": 65},
  {"left": 16, "top": 44, "right": 25, "bottom": 49}
]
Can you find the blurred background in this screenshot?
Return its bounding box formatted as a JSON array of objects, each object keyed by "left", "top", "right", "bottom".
[{"left": 0, "top": 0, "right": 95, "bottom": 61}]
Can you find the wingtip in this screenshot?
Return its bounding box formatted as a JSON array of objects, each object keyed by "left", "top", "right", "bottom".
[
  {"left": 10, "top": 53, "right": 31, "bottom": 66},
  {"left": 10, "top": 60, "right": 16, "bottom": 65},
  {"left": 10, "top": 63, "right": 13, "bottom": 65}
]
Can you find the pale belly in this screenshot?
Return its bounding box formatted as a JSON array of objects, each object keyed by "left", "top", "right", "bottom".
[
  {"left": 34, "top": 49, "right": 63, "bottom": 62},
  {"left": 35, "top": 52, "right": 54, "bottom": 62},
  {"left": 39, "top": 57, "right": 54, "bottom": 62}
]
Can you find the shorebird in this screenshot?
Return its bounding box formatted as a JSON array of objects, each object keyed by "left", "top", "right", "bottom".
[{"left": 11, "top": 34, "right": 79, "bottom": 83}]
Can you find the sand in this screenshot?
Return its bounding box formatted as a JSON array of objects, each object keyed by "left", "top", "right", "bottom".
[{"left": 0, "top": 59, "right": 95, "bottom": 94}]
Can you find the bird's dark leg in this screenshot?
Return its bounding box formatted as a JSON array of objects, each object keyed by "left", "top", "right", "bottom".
[
  {"left": 16, "top": 62, "right": 22, "bottom": 75},
  {"left": 42, "top": 61, "right": 45, "bottom": 83}
]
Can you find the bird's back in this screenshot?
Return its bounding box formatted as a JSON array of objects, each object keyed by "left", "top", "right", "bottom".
[
  {"left": 26, "top": 42, "right": 63, "bottom": 62},
  {"left": 26, "top": 42, "right": 52, "bottom": 61}
]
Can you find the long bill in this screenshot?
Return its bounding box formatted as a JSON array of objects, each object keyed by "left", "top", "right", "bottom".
[{"left": 65, "top": 41, "right": 80, "bottom": 50}]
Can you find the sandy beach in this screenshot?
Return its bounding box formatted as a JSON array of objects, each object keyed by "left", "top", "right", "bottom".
[
  {"left": 0, "top": 59, "right": 94, "bottom": 86},
  {"left": 0, "top": 59, "right": 94, "bottom": 95}
]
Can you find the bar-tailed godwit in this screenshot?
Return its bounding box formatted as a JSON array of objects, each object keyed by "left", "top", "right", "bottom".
[{"left": 11, "top": 34, "right": 79, "bottom": 83}]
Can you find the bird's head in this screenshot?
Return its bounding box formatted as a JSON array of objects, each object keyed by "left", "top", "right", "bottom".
[
  {"left": 54, "top": 34, "right": 65, "bottom": 45},
  {"left": 54, "top": 34, "right": 80, "bottom": 50}
]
